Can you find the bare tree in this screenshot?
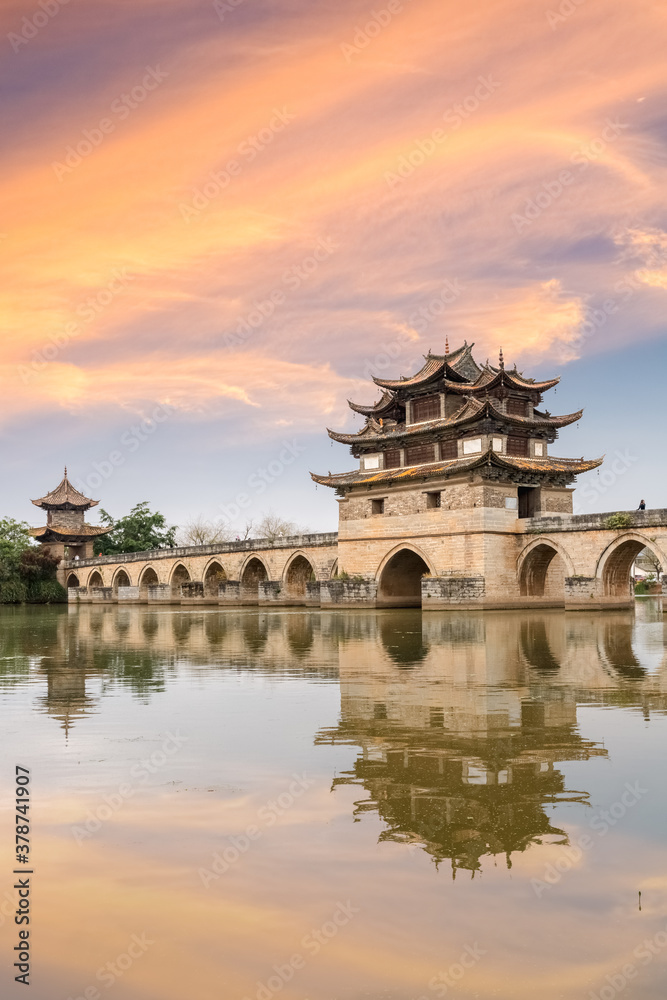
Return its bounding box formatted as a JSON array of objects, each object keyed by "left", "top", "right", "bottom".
[
  {"left": 177, "top": 516, "right": 232, "bottom": 547},
  {"left": 255, "top": 511, "right": 309, "bottom": 541},
  {"left": 637, "top": 545, "right": 662, "bottom": 581}
]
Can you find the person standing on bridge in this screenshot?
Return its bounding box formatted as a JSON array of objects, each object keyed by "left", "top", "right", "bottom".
[{"left": 638, "top": 499, "right": 646, "bottom": 511}]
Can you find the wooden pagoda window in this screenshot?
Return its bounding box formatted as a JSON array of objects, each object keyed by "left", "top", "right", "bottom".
[
  {"left": 412, "top": 395, "right": 441, "bottom": 423},
  {"left": 507, "top": 398, "right": 528, "bottom": 417},
  {"left": 384, "top": 449, "right": 401, "bottom": 469},
  {"left": 507, "top": 435, "right": 529, "bottom": 457},
  {"left": 405, "top": 443, "right": 436, "bottom": 465},
  {"left": 441, "top": 440, "right": 457, "bottom": 460}
]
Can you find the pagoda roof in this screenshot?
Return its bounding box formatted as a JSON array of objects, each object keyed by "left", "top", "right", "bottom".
[
  {"left": 348, "top": 391, "right": 397, "bottom": 417},
  {"left": 369, "top": 343, "right": 559, "bottom": 396},
  {"left": 311, "top": 450, "right": 603, "bottom": 490},
  {"left": 31, "top": 469, "right": 99, "bottom": 510},
  {"left": 327, "top": 399, "right": 582, "bottom": 446},
  {"left": 30, "top": 524, "right": 112, "bottom": 542},
  {"left": 371, "top": 342, "right": 478, "bottom": 390}
]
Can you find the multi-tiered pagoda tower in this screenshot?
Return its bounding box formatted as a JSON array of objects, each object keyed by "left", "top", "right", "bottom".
[
  {"left": 31, "top": 469, "right": 111, "bottom": 562},
  {"left": 312, "top": 343, "right": 603, "bottom": 606}
]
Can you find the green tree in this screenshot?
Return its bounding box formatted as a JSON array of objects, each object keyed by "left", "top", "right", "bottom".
[
  {"left": 0, "top": 519, "right": 66, "bottom": 603},
  {"left": 0, "top": 518, "right": 33, "bottom": 580},
  {"left": 96, "top": 502, "right": 177, "bottom": 555}
]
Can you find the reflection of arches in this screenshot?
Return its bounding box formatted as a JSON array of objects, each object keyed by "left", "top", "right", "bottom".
[
  {"left": 602, "top": 621, "right": 644, "bottom": 678},
  {"left": 284, "top": 554, "right": 315, "bottom": 599},
  {"left": 518, "top": 539, "right": 571, "bottom": 599},
  {"left": 113, "top": 569, "right": 131, "bottom": 593},
  {"left": 378, "top": 546, "right": 432, "bottom": 607},
  {"left": 242, "top": 614, "right": 268, "bottom": 653},
  {"left": 204, "top": 561, "right": 226, "bottom": 598},
  {"left": 380, "top": 611, "right": 429, "bottom": 664},
  {"left": 287, "top": 616, "right": 314, "bottom": 657},
  {"left": 170, "top": 564, "right": 191, "bottom": 595},
  {"left": 88, "top": 570, "right": 103, "bottom": 588},
  {"left": 520, "top": 620, "right": 560, "bottom": 671},
  {"left": 139, "top": 566, "right": 159, "bottom": 596},
  {"left": 598, "top": 534, "right": 667, "bottom": 598},
  {"left": 66, "top": 573, "right": 80, "bottom": 589},
  {"left": 241, "top": 558, "right": 268, "bottom": 600}
]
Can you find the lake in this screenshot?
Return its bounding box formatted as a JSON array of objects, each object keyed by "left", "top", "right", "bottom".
[{"left": 1, "top": 602, "right": 666, "bottom": 1000}]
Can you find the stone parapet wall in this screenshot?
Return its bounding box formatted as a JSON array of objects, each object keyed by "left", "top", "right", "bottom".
[{"left": 422, "top": 576, "right": 486, "bottom": 605}]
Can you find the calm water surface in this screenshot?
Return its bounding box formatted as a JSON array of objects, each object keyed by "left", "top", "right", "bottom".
[{"left": 1, "top": 603, "right": 666, "bottom": 1000}]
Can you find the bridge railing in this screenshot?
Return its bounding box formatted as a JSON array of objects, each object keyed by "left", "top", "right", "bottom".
[
  {"left": 526, "top": 508, "right": 667, "bottom": 532},
  {"left": 62, "top": 531, "right": 339, "bottom": 570}
]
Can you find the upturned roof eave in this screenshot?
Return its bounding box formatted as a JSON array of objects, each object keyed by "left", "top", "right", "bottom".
[
  {"left": 324, "top": 400, "right": 579, "bottom": 447},
  {"left": 310, "top": 450, "right": 604, "bottom": 489}
]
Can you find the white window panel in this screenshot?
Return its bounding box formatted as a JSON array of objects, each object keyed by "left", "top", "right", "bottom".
[
  {"left": 363, "top": 455, "right": 380, "bottom": 469},
  {"left": 462, "top": 437, "right": 482, "bottom": 455},
  {"left": 492, "top": 437, "right": 503, "bottom": 452},
  {"left": 534, "top": 442, "right": 545, "bottom": 457}
]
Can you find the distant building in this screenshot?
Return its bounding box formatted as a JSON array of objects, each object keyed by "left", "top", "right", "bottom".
[{"left": 30, "top": 468, "right": 111, "bottom": 562}]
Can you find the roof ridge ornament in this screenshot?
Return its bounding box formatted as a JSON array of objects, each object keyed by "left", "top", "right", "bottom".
[{"left": 499, "top": 347, "right": 504, "bottom": 370}]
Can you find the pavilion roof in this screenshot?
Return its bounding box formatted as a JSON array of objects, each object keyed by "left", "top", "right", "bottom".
[
  {"left": 30, "top": 524, "right": 112, "bottom": 541},
  {"left": 327, "top": 399, "right": 582, "bottom": 446},
  {"left": 311, "top": 450, "right": 603, "bottom": 490},
  {"left": 31, "top": 469, "right": 99, "bottom": 509}
]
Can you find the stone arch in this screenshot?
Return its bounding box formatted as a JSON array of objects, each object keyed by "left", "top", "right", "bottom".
[
  {"left": 518, "top": 537, "right": 574, "bottom": 598},
  {"left": 597, "top": 532, "right": 667, "bottom": 598},
  {"left": 203, "top": 560, "right": 227, "bottom": 598},
  {"left": 377, "top": 544, "right": 434, "bottom": 607},
  {"left": 139, "top": 566, "right": 159, "bottom": 597},
  {"left": 88, "top": 570, "right": 104, "bottom": 588},
  {"left": 112, "top": 568, "right": 131, "bottom": 593},
  {"left": 66, "top": 573, "right": 80, "bottom": 589},
  {"left": 170, "top": 563, "right": 191, "bottom": 597},
  {"left": 284, "top": 553, "right": 316, "bottom": 599},
  {"left": 241, "top": 557, "right": 268, "bottom": 601}
]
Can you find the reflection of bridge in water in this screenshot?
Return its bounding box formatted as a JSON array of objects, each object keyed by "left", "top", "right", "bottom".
[{"left": 4, "top": 604, "right": 666, "bottom": 869}]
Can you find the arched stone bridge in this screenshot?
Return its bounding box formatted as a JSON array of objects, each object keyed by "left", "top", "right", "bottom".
[{"left": 62, "top": 510, "right": 667, "bottom": 611}]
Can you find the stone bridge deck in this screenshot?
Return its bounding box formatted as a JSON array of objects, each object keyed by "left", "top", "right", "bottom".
[{"left": 61, "top": 509, "right": 667, "bottom": 611}]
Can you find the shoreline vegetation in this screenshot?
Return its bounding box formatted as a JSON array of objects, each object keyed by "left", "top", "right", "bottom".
[{"left": 0, "top": 519, "right": 66, "bottom": 605}]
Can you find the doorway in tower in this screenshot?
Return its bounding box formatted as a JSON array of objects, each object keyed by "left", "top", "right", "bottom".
[
  {"left": 379, "top": 549, "right": 430, "bottom": 608},
  {"left": 518, "top": 487, "right": 540, "bottom": 519}
]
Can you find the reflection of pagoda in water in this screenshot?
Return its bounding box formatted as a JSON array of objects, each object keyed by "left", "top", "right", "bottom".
[{"left": 315, "top": 612, "right": 664, "bottom": 874}]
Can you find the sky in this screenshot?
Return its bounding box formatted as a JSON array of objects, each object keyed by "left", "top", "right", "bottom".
[{"left": 1, "top": 0, "right": 666, "bottom": 534}]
